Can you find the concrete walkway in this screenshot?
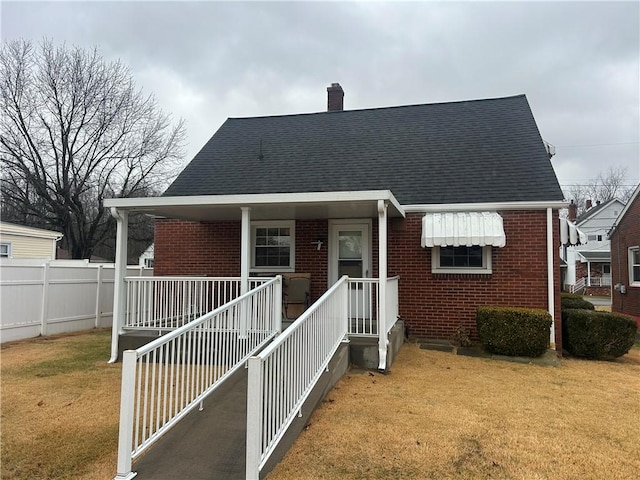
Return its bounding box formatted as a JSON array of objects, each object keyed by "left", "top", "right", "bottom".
[
  {"left": 132, "top": 368, "right": 248, "bottom": 480},
  {"left": 583, "top": 295, "right": 611, "bottom": 307}
]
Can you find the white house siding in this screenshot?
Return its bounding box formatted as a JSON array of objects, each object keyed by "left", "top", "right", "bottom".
[{"left": 565, "top": 200, "right": 624, "bottom": 289}]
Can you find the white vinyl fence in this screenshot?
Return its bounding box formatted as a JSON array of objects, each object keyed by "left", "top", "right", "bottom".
[{"left": 0, "top": 259, "right": 152, "bottom": 343}]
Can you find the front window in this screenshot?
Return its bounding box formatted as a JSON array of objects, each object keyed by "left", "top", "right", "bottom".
[
  {"left": 0, "top": 243, "right": 11, "bottom": 258},
  {"left": 251, "top": 221, "right": 295, "bottom": 271},
  {"left": 629, "top": 247, "right": 640, "bottom": 287},
  {"left": 432, "top": 245, "right": 492, "bottom": 274}
]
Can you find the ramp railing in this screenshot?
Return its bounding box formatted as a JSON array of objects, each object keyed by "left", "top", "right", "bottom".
[
  {"left": 246, "top": 276, "right": 349, "bottom": 479},
  {"left": 114, "top": 276, "right": 282, "bottom": 480}
]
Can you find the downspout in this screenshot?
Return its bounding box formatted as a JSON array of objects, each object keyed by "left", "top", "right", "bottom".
[
  {"left": 377, "top": 200, "right": 388, "bottom": 372},
  {"left": 546, "top": 208, "right": 556, "bottom": 348},
  {"left": 109, "top": 207, "right": 128, "bottom": 364}
]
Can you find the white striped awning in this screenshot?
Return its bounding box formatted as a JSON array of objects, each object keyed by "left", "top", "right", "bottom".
[
  {"left": 421, "top": 212, "right": 506, "bottom": 248},
  {"left": 559, "top": 218, "right": 587, "bottom": 246}
]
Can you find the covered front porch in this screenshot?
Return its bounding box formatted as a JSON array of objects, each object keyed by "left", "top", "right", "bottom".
[{"left": 105, "top": 189, "right": 406, "bottom": 370}]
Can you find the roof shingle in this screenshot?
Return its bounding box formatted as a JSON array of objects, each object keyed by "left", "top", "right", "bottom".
[{"left": 164, "top": 94, "right": 564, "bottom": 205}]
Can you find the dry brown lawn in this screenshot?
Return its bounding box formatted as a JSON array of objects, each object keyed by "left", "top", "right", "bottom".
[
  {"left": 269, "top": 342, "right": 640, "bottom": 480},
  {"left": 1, "top": 330, "right": 639, "bottom": 480},
  {"left": 1, "top": 329, "right": 120, "bottom": 480}
]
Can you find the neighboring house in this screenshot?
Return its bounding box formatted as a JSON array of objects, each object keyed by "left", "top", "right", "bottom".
[
  {"left": 138, "top": 244, "right": 154, "bottom": 268},
  {"left": 105, "top": 85, "right": 568, "bottom": 353},
  {"left": 0, "top": 222, "right": 63, "bottom": 260},
  {"left": 609, "top": 183, "right": 640, "bottom": 319},
  {"left": 565, "top": 198, "right": 625, "bottom": 294}
]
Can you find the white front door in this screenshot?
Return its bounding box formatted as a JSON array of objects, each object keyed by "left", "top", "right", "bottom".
[{"left": 329, "top": 221, "right": 372, "bottom": 319}]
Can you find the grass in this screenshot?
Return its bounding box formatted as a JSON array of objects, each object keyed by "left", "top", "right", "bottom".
[
  {"left": 1, "top": 330, "right": 639, "bottom": 480},
  {"left": 1, "top": 329, "right": 121, "bottom": 480},
  {"left": 269, "top": 341, "right": 640, "bottom": 480}
]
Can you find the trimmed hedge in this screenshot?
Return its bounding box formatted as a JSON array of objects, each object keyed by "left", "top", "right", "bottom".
[
  {"left": 560, "top": 293, "right": 595, "bottom": 311},
  {"left": 476, "top": 306, "right": 552, "bottom": 357},
  {"left": 562, "top": 309, "right": 637, "bottom": 360}
]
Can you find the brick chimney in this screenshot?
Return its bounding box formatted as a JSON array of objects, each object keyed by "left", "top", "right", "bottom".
[
  {"left": 586, "top": 199, "right": 592, "bottom": 210},
  {"left": 327, "top": 83, "right": 344, "bottom": 111},
  {"left": 568, "top": 200, "right": 577, "bottom": 221}
]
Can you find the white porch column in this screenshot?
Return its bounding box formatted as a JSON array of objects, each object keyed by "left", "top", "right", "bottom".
[
  {"left": 240, "top": 207, "right": 251, "bottom": 294},
  {"left": 587, "top": 261, "right": 592, "bottom": 287},
  {"left": 109, "top": 208, "right": 128, "bottom": 363},
  {"left": 377, "top": 200, "right": 388, "bottom": 371},
  {"left": 546, "top": 207, "right": 556, "bottom": 348},
  {"left": 240, "top": 207, "right": 251, "bottom": 338}
]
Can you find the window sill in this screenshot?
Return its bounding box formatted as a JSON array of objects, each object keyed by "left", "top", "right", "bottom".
[{"left": 432, "top": 268, "right": 492, "bottom": 275}]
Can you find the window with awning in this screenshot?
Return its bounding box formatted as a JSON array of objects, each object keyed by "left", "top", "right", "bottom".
[{"left": 421, "top": 212, "right": 506, "bottom": 248}]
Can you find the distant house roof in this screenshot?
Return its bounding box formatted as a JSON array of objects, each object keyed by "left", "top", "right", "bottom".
[
  {"left": 577, "top": 251, "right": 611, "bottom": 262},
  {"left": 164, "top": 94, "right": 563, "bottom": 205},
  {"left": 0, "top": 221, "right": 63, "bottom": 240},
  {"left": 576, "top": 198, "right": 624, "bottom": 225}
]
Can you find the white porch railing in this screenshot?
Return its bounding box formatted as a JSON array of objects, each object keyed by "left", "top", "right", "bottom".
[
  {"left": 588, "top": 276, "right": 612, "bottom": 287},
  {"left": 570, "top": 277, "right": 586, "bottom": 293},
  {"left": 347, "top": 276, "right": 399, "bottom": 336},
  {"left": 114, "top": 277, "right": 282, "bottom": 480},
  {"left": 246, "top": 276, "right": 349, "bottom": 480},
  {"left": 570, "top": 276, "right": 611, "bottom": 293},
  {"left": 124, "top": 276, "right": 269, "bottom": 331}
]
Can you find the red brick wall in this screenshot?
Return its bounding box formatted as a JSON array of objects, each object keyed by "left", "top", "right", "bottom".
[
  {"left": 293, "top": 219, "right": 328, "bottom": 302},
  {"left": 610, "top": 193, "right": 640, "bottom": 318},
  {"left": 155, "top": 219, "right": 329, "bottom": 303},
  {"left": 155, "top": 219, "right": 241, "bottom": 276},
  {"left": 388, "top": 211, "right": 562, "bottom": 349},
  {"left": 154, "top": 209, "right": 563, "bottom": 349}
]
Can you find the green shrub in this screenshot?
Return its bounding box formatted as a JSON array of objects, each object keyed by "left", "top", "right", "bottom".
[
  {"left": 562, "top": 309, "right": 638, "bottom": 360},
  {"left": 561, "top": 293, "right": 595, "bottom": 311},
  {"left": 476, "top": 306, "right": 552, "bottom": 357}
]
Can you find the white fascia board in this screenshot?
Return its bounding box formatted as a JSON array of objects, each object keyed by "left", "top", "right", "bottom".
[
  {"left": 403, "top": 200, "right": 568, "bottom": 212},
  {"left": 104, "top": 190, "right": 405, "bottom": 216}
]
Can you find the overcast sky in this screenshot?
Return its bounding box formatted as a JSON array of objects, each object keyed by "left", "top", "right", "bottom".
[{"left": 3, "top": 1, "right": 639, "bottom": 198}]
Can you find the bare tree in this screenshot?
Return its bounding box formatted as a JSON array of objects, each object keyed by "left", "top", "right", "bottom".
[
  {"left": 564, "top": 165, "right": 635, "bottom": 216},
  {"left": 0, "top": 39, "right": 185, "bottom": 259}
]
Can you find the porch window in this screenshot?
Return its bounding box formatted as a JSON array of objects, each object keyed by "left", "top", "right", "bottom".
[
  {"left": 629, "top": 247, "right": 640, "bottom": 286},
  {"left": 0, "top": 242, "right": 11, "bottom": 258},
  {"left": 251, "top": 221, "right": 295, "bottom": 272},
  {"left": 432, "top": 245, "right": 492, "bottom": 274}
]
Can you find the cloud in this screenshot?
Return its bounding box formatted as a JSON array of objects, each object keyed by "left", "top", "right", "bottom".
[{"left": 3, "top": 0, "right": 639, "bottom": 191}]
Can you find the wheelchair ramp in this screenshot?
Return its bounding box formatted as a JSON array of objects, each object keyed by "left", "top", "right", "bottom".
[{"left": 133, "top": 368, "right": 248, "bottom": 480}]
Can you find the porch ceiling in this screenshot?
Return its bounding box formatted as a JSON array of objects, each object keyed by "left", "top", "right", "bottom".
[{"left": 104, "top": 190, "right": 405, "bottom": 221}]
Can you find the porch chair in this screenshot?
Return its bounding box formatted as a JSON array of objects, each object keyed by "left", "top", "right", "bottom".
[{"left": 283, "top": 275, "right": 311, "bottom": 321}]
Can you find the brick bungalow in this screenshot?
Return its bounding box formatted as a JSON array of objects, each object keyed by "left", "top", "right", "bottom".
[
  {"left": 610, "top": 183, "right": 640, "bottom": 320},
  {"left": 105, "top": 84, "right": 567, "bottom": 362}
]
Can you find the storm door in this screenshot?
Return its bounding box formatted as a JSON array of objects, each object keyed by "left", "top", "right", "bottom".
[{"left": 329, "top": 221, "right": 372, "bottom": 322}]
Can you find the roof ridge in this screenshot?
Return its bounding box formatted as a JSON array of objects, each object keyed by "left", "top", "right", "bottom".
[{"left": 226, "top": 94, "right": 528, "bottom": 122}]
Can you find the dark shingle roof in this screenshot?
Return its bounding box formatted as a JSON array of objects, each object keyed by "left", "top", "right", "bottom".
[
  {"left": 575, "top": 198, "right": 619, "bottom": 224},
  {"left": 164, "top": 94, "right": 564, "bottom": 205}
]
